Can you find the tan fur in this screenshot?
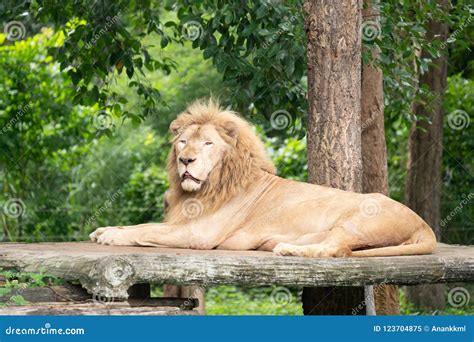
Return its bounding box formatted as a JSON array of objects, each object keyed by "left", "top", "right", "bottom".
[{"left": 90, "top": 99, "right": 437, "bottom": 259}]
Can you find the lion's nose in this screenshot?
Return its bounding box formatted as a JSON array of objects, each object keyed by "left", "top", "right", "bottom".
[{"left": 179, "top": 157, "right": 196, "bottom": 166}]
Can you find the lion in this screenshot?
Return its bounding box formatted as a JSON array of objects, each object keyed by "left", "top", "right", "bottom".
[{"left": 90, "top": 99, "right": 437, "bottom": 258}]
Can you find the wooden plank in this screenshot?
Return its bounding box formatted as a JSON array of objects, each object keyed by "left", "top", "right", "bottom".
[
  {"left": 0, "top": 285, "right": 198, "bottom": 309},
  {"left": 1, "top": 242, "right": 473, "bottom": 299},
  {"left": 0, "top": 302, "right": 199, "bottom": 315},
  {"left": 127, "top": 297, "right": 198, "bottom": 309},
  {"left": 0, "top": 284, "right": 89, "bottom": 303}
]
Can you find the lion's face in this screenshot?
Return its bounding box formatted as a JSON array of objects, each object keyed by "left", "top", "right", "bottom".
[{"left": 174, "top": 124, "right": 229, "bottom": 192}]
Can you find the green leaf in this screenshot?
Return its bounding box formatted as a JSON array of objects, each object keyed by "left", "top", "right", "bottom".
[
  {"left": 10, "top": 295, "right": 28, "bottom": 306},
  {"left": 126, "top": 66, "right": 134, "bottom": 78},
  {"left": 160, "top": 36, "right": 169, "bottom": 48}
]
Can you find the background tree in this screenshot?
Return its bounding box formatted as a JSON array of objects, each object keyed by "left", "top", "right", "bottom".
[
  {"left": 361, "top": 0, "right": 399, "bottom": 315},
  {"left": 405, "top": 0, "right": 450, "bottom": 310},
  {"left": 302, "top": 0, "right": 365, "bottom": 315}
]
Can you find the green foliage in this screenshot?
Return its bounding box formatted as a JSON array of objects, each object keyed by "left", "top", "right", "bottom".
[
  {"left": 400, "top": 287, "right": 474, "bottom": 316},
  {"left": 440, "top": 75, "right": 474, "bottom": 244},
  {"left": 171, "top": 0, "right": 307, "bottom": 135},
  {"left": 113, "top": 33, "right": 225, "bottom": 134},
  {"left": 0, "top": 269, "right": 63, "bottom": 306},
  {"left": 377, "top": 1, "right": 447, "bottom": 127},
  {"left": 0, "top": 29, "right": 95, "bottom": 241},
  {"left": 8, "top": 295, "right": 27, "bottom": 305},
  {"left": 2, "top": 1, "right": 471, "bottom": 136},
  {"left": 205, "top": 286, "right": 302, "bottom": 315},
  {"left": 265, "top": 136, "right": 308, "bottom": 181},
  {"left": 2, "top": 0, "right": 176, "bottom": 121},
  {"left": 0, "top": 269, "right": 63, "bottom": 288},
  {"left": 71, "top": 125, "right": 170, "bottom": 234}
]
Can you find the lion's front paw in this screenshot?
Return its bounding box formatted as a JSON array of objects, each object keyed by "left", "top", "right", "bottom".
[
  {"left": 98, "top": 228, "right": 136, "bottom": 246},
  {"left": 89, "top": 226, "right": 122, "bottom": 242},
  {"left": 90, "top": 226, "right": 136, "bottom": 246}
]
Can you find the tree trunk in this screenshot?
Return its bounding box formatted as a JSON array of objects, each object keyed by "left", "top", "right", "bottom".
[
  {"left": 360, "top": 0, "right": 400, "bottom": 315},
  {"left": 404, "top": 0, "right": 449, "bottom": 310},
  {"left": 303, "top": 0, "right": 365, "bottom": 315}
]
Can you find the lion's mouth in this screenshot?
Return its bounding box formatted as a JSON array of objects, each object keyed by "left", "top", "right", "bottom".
[{"left": 182, "top": 171, "right": 201, "bottom": 184}]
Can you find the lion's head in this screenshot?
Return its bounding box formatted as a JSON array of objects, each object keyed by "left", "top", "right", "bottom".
[{"left": 165, "top": 99, "right": 276, "bottom": 221}]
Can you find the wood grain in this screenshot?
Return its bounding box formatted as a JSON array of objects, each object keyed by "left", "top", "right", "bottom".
[{"left": 0, "top": 302, "right": 198, "bottom": 315}]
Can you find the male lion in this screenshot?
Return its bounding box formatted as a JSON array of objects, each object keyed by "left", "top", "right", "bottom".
[{"left": 90, "top": 99, "right": 436, "bottom": 258}]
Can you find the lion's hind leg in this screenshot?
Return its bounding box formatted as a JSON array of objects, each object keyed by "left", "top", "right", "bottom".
[
  {"left": 274, "top": 242, "right": 351, "bottom": 257},
  {"left": 273, "top": 227, "right": 353, "bottom": 258}
]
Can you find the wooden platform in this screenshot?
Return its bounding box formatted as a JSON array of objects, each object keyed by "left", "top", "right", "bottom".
[{"left": 1, "top": 242, "right": 473, "bottom": 299}]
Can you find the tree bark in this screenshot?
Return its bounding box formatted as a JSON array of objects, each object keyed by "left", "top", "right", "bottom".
[
  {"left": 404, "top": 0, "right": 449, "bottom": 310},
  {"left": 303, "top": 0, "right": 365, "bottom": 315},
  {"left": 360, "top": 0, "right": 400, "bottom": 315}
]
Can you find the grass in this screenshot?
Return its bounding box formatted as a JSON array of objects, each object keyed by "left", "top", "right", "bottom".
[{"left": 205, "top": 286, "right": 302, "bottom": 315}]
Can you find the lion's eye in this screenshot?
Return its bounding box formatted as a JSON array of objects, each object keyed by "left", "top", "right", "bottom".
[
  {"left": 205, "top": 141, "right": 213, "bottom": 146},
  {"left": 179, "top": 140, "right": 187, "bottom": 144}
]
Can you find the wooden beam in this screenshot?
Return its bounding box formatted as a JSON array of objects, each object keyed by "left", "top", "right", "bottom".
[
  {"left": 0, "top": 302, "right": 199, "bottom": 315},
  {"left": 0, "top": 284, "right": 89, "bottom": 303},
  {"left": 1, "top": 242, "right": 473, "bottom": 298}
]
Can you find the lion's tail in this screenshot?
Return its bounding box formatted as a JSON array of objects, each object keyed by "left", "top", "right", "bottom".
[{"left": 351, "top": 224, "right": 437, "bottom": 257}]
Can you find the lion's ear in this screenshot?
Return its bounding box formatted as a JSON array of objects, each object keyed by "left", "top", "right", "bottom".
[
  {"left": 223, "top": 121, "right": 239, "bottom": 139},
  {"left": 169, "top": 119, "right": 181, "bottom": 136}
]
